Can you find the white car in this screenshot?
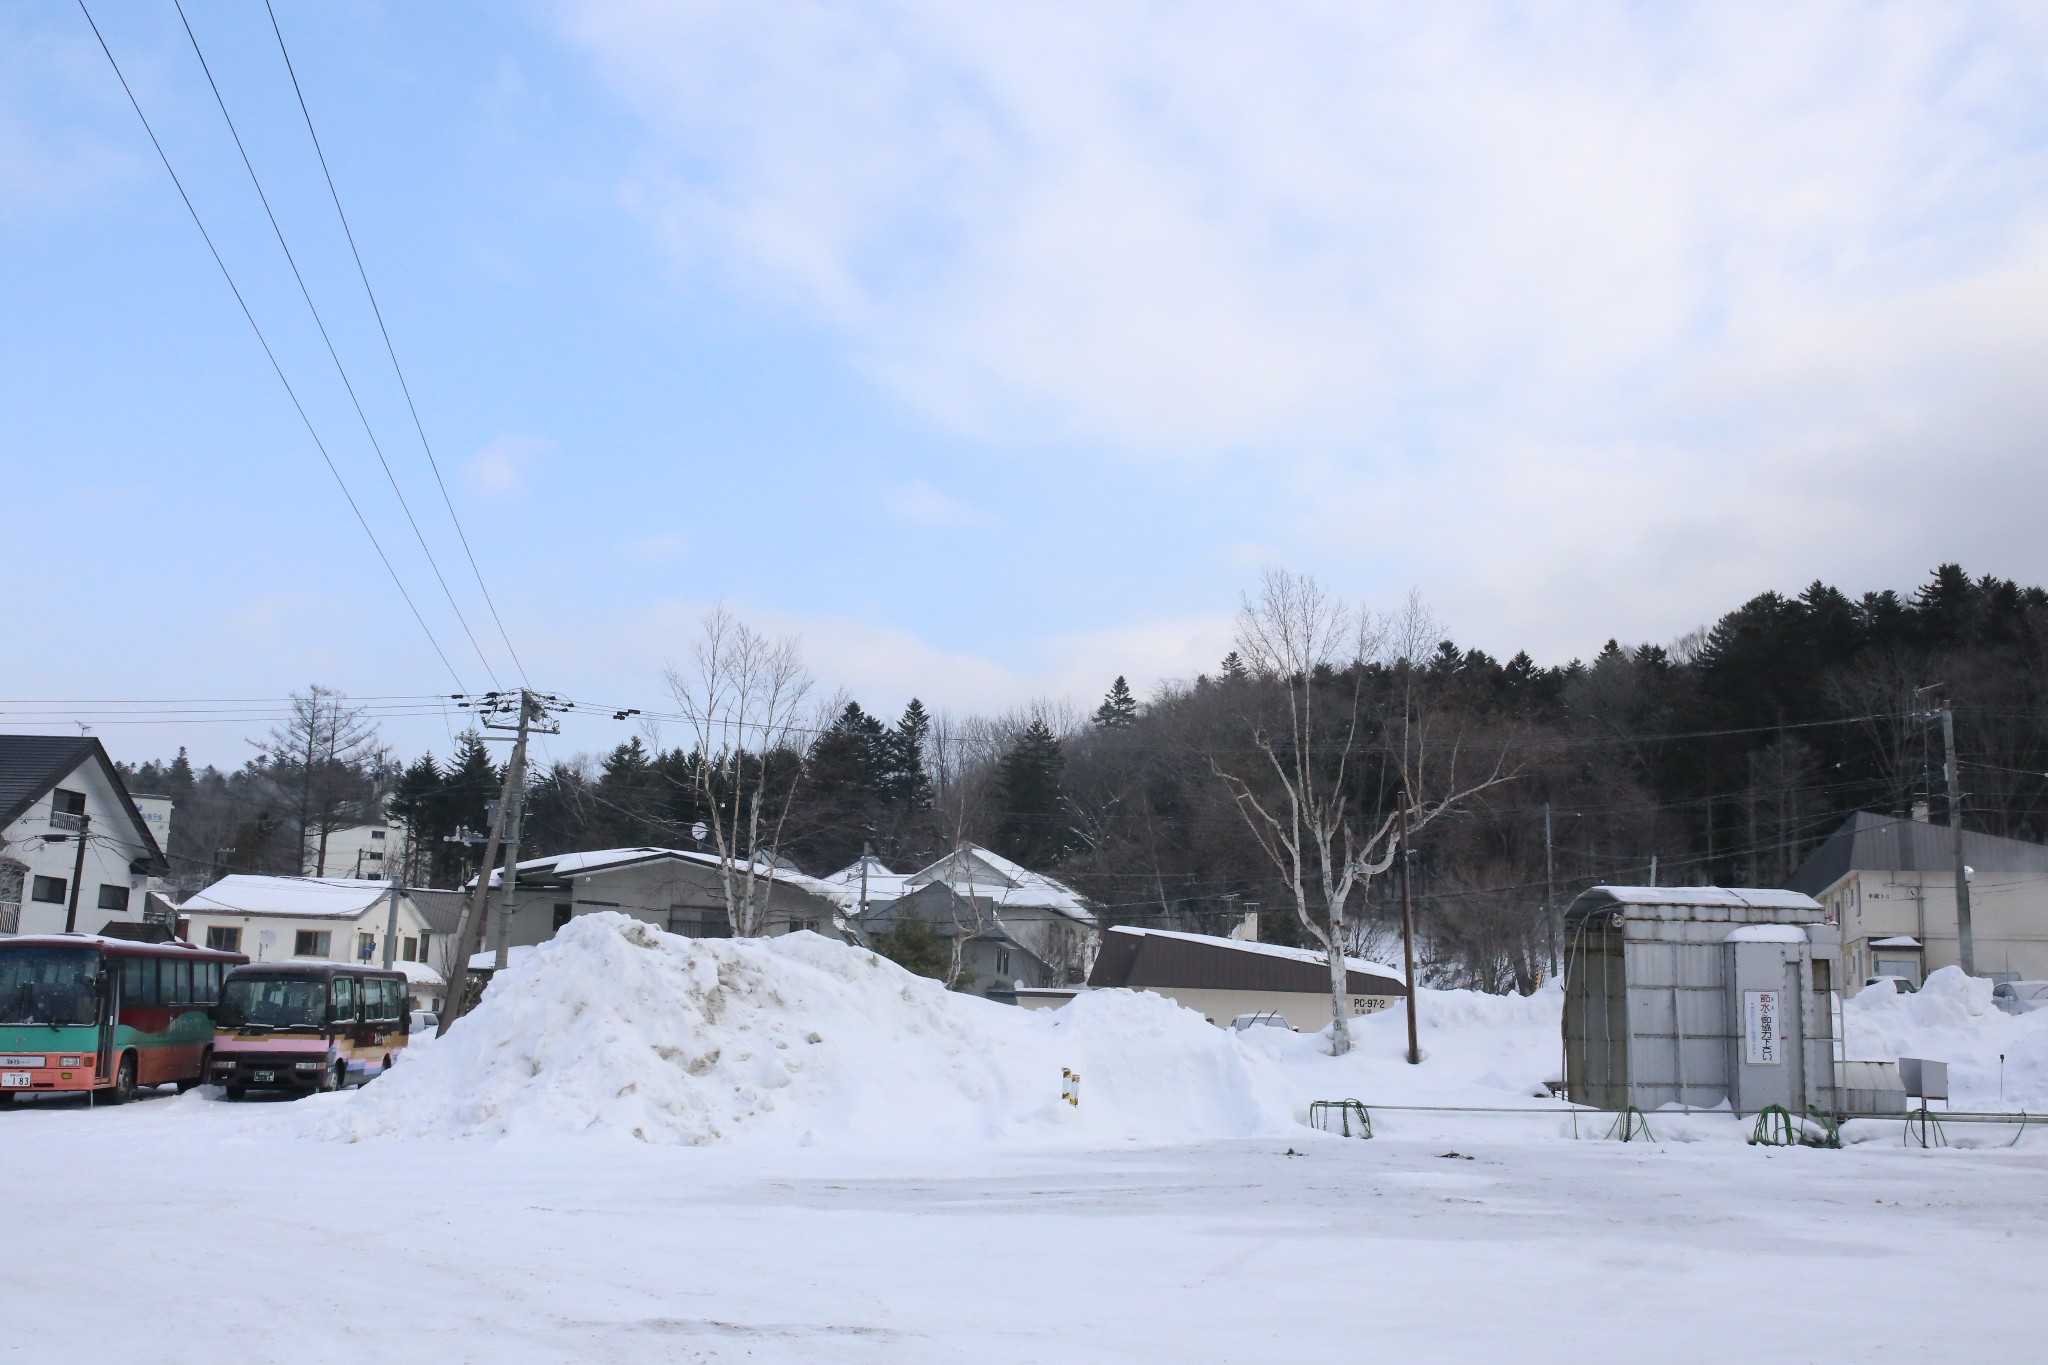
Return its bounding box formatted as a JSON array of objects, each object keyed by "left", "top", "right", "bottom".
[
  {"left": 1993, "top": 981, "right": 2048, "bottom": 1015},
  {"left": 409, "top": 1010, "right": 440, "bottom": 1034},
  {"left": 1861, "top": 976, "right": 1917, "bottom": 996},
  {"left": 1228, "top": 1012, "right": 1293, "bottom": 1032}
]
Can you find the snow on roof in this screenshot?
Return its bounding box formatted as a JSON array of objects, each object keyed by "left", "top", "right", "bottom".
[
  {"left": 1870, "top": 935, "right": 1923, "bottom": 948},
  {"left": 477, "top": 846, "right": 843, "bottom": 902},
  {"left": 1724, "top": 924, "right": 1808, "bottom": 943},
  {"left": 178, "top": 875, "right": 402, "bottom": 920},
  {"left": 903, "top": 845, "right": 1096, "bottom": 923},
  {"left": 0, "top": 932, "right": 223, "bottom": 952},
  {"left": 1572, "top": 886, "right": 1820, "bottom": 913},
  {"left": 818, "top": 857, "right": 912, "bottom": 911},
  {"left": 1107, "top": 924, "right": 1405, "bottom": 983}
]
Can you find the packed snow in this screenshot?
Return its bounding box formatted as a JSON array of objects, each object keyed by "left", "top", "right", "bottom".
[{"left": 1843, "top": 965, "right": 2048, "bottom": 1109}]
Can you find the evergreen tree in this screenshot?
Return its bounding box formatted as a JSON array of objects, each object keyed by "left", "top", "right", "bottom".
[
  {"left": 388, "top": 753, "right": 446, "bottom": 882},
  {"left": 1220, "top": 651, "right": 1249, "bottom": 682},
  {"left": 994, "top": 719, "right": 1068, "bottom": 867},
  {"left": 1092, "top": 676, "right": 1139, "bottom": 728}
]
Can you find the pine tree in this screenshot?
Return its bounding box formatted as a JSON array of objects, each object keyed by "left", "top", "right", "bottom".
[
  {"left": 994, "top": 719, "right": 1067, "bottom": 867},
  {"left": 1220, "top": 651, "right": 1249, "bottom": 682},
  {"left": 1092, "top": 676, "right": 1139, "bottom": 728},
  {"left": 388, "top": 753, "right": 446, "bottom": 881}
]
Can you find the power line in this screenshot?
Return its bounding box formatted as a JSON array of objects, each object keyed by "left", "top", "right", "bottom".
[
  {"left": 170, "top": 0, "right": 501, "bottom": 687},
  {"left": 77, "top": 0, "right": 466, "bottom": 693},
  {"left": 261, "top": 0, "right": 530, "bottom": 688}
]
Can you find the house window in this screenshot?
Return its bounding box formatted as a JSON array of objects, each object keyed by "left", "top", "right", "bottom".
[
  {"left": 552, "top": 904, "right": 573, "bottom": 932},
  {"left": 370, "top": 829, "right": 386, "bottom": 841},
  {"left": 50, "top": 788, "right": 86, "bottom": 831},
  {"left": 995, "top": 949, "right": 1010, "bottom": 976},
  {"left": 98, "top": 884, "right": 131, "bottom": 912},
  {"left": 31, "top": 875, "right": 67, "bottom": 904},
  {"left": 418, "top": 931, "right": 431, "bottom": 961},
  {"left": 206, "top": 926, "right": 242, "bottom": 953},
  {"left": 402, "top": 936, "right": 418, "bottom": 962},
  {"left": 294, "top": 930, "right": 331, "bottom": 958},
  {"left": 357, "top": 932, "right": 377, "bottom": 962},
  {"left": 786, "top": 917, "right": 819, "bottom": 935}
]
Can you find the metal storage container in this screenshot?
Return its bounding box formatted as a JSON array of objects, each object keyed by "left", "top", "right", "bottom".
[{"left": 1563, "top": 887, "right": 1840, "bottom": 1117}]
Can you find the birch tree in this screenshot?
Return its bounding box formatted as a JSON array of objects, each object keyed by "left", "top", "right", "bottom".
[
  {"left": 1212, "top": 571, "right": 1512, "bottom": 1055},
  {"left": 664, "top": 608, "right": 814, "bottom": 936}
]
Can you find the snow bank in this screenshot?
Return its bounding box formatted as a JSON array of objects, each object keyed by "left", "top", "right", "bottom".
[
  {"left": 1844, "top": 966, "right": 2048, "bottom": 1108},
  {"left": 299, "top": 913, "right": 1297, "bottom": 1148}
]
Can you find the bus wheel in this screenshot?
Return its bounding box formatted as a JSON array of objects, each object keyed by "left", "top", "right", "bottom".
[
  {"left": 106, "top": 1055, "right": 138, "bottom": 1106},
  {"left": 320, "top": 1062, "right": 345, "bottom": 1093},
  {"left": 224, "top": 1087, "right": 245, "bottom": 1102}
]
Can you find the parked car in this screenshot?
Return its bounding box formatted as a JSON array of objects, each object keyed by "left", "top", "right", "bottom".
[
  {"left": 1992, "top": 981, "right": 2048, "bottom": 1015},
  {"left": 1861, "top": 976, "right": 1917, "bottom": 996},
  {"left": 1228, "top": 1011, "right": 1293, "bottom": 1032},
  {"left": 409, "top": 1010, "right": 439, "bottom": 1034}
]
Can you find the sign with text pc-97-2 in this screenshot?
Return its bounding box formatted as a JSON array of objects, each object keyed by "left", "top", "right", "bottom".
[{"left": 1745, "top": 990, "right": 1783, "bottom": 1066}]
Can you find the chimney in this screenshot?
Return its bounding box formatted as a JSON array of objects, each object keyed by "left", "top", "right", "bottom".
[{"left": 1910, "top": 800, "right": 1930, "bottom": 823}]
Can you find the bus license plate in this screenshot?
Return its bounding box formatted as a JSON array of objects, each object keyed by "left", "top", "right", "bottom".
[
  {"left": 252, "top": 1070, "right": 275, "bottom": 1083},
  {"left": 1, "top": 1072, "right": 29, "bottom": 1088}
]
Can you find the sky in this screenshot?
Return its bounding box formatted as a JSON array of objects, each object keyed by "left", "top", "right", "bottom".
[{"left": 5, "top": 2, "right": 2048, "bottom": 767}]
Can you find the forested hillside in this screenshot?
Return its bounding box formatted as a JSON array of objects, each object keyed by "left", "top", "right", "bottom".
[{"left": 123, "top": 565, "right": 2048, "bottom": 991}]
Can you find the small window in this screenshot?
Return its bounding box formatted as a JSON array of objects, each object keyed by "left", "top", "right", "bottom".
[
  {"left": 401, "top": 936, "right": 418, "bottom": 962},
  {"left": 31, "top": 876, "right": 67, "bottom": 904},
  {"left": 294, "top": 930, "right": 331, "bottom": 958},
  {"left": 552, "top": 904, "right": 573, "bottom": 932},
  {"left": 331, "top": 975, "right": 358, "bottom": 1022},
  {"left": 995, "top": 949, "right": 1011, "bottom": 975},
  {"left": 206, "top": 926, "right": 242, "bottom": 953},
  {"left": 98, "top": 884, "right": 131, "bottom": 912},
  {"left": 370, "top": 830, "right": 386, "bottom": 841},
  {"left": 1813, "top": 959, "right": 1833, "bottom": 997},
  {"left": 357, "top": 932, "right": 377, "bottom": 962},
  {"left": 52, "top": 789, "right": 85, "bottom": 816},
  {"left": 418, "top": 931, "right": 432, "bottom": 962}
]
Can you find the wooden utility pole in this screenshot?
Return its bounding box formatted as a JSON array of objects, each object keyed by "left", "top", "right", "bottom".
[
  {"left": 1544, "top": 802, "right": 1556, "bottom": 976},
  {"left": 1941, "top": 704, "right": 1975, "bottom": 976},
  {"left": 437, "top": 690, "right": 558, "bottom": 1036},
  {"left": 1400, "top": 800, "right": 1420, "bottom": 1066},
  {"left": 61, "top": 812, "right": 90, "bottom": 935}
]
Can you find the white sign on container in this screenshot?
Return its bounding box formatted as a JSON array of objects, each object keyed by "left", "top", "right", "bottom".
[{"left": 1744, "top": 990, "right": 1783, "bottom": 1066}]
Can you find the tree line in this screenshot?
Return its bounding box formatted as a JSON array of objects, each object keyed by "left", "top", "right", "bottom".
[{"left": 121, "top": 564, "right": 2048, "bottom": 994}]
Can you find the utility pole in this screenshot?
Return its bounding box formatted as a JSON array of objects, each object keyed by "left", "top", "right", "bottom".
[
  {"left": 379, "top": 876, "right": 402, "bottom": 970},
  {"left": 1941, "top": 704, "right": 1975, "bottom": 976},
  {"left": 60, "top": 813, "right": 90, "bottom": 934},
  {"left": 1544, "top": 802, "right": 1556, "bottom": 977},
  {"left": 437, "top": 690, "right": 562, "bottom": 1036},
  {"left": 1400, "top": 800, "right": 1420, "bottom": 1067}
]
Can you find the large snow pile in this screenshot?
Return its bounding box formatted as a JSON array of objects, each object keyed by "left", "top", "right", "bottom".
[
  {"left": 1844, "top": 966, "right": 2048, "bottom": 1108},
  {"left": 299, "top": 913, "right": 1298, "bottom": 1148}
]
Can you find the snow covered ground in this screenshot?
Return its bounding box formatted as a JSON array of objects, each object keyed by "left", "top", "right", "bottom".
[{"left": 4, "top": 916, "right": 2045, "bottom": 1363}]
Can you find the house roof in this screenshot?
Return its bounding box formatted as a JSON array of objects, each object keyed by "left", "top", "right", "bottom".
[
  {"left": 1787, "top": 811, "right": 2048, "bottom": 896},
  {"left": 1089, "top": 925, "right": 1406, "bottom": 996},
  {"left": 0, "top": 734, "right": 165, "bottom": 866},
  {"left": 1568, "top": 886, "right": 1820, "bottom": 916},
  {"left": 178, "top": 875, "right": 405, "bottom": 921},
  {"left": 407, "top": 888, "right": 470, "bottom": 936},
  {"left": 820, "top": 856, "right": 911, "bottom": 910},
  {"left": 902, "top": 845, "right": 1096, "bottom": 924},
  {"left": 476, "top": 846, "right": 842, "bottom": 903}
]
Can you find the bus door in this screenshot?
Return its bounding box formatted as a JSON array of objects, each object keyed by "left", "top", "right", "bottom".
[{"left": 95, "top": 961, "right": 116, "bottom": 1080}]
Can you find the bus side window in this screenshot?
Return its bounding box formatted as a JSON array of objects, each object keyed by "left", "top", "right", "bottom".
[
  {"left": 378, "top": 978, "right": 399, "bottom": 1021},
  {"left": 122, "top": 957, "right": 144, "bottom": 1004},
  {"left": 174, "top": 961, "right": 193, "bottom": 1006},
  {"left": 331, "top": 975, "right": 357, "bottom": 1023},
  {"left": 141, "top": 960, "right": 161, "bottom": 1007},
  {"left": 206, "top": 962, "right": 223, "bottom": 1002}
]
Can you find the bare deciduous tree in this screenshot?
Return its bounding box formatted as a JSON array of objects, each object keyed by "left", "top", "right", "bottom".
[
  {"left": 257, "top": 686, "right": 390, "bottom": 876},
  {"left": 1212, "top": 571, "right": 1512, "bottom": 1055},
  {"left": 664, "top": 607, "right": 815, "bottom": 936}
]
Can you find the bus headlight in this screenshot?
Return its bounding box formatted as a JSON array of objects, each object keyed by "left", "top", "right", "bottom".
[
  {"left": 59, "top": 1056, "right": 80, "bottom": 1067},
  {"left": 213, "top": 1059, "right": 236, "bottom": 1069},
  {"left": 293, "top": 1061, "right": 323, "bottom": 1071}
]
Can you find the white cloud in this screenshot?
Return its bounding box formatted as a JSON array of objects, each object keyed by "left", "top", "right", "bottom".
[
  {"left": 563, "top": 1, "right": 2048, "bottom": 659},
  {"left": 468, "top": 434, "right": 551, "bottom": 499},
  {"left": 888, "top": 480, "right": 975, "bottom": 526}
]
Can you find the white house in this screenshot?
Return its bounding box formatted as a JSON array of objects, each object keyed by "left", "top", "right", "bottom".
[
  {"left": 177, "top": 875, "right": 441, "bottom": 983},
  {"left": 0, "top": 736, "right": 168, "bottom": 938},
  {"left": 1789, "top": 810, "right": 2048, "bottom": 987},
  {"left": 304, "top": 817, "right": 410, "bottom": 880}
]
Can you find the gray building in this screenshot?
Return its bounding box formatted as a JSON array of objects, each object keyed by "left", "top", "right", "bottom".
[
  {"left": 857, "top": 845, "right": 1097, "bottom": 998},
  {"left": 1087, "top": 925, "right": 1405, "bottom": 1029},
  {"left": 475, "top": 846, "right": 847, "bottom": 948},
  {"left": 1788, "top": 811, "right": 2048, "bottom": 987}
]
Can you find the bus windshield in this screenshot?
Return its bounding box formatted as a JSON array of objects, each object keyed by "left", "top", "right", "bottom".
[
  {"left": 0, "top": 947, "right": 101, "bottom": 1027},
  {"left": 218, "top": 976, "right": 327, "bottom": 1031}
]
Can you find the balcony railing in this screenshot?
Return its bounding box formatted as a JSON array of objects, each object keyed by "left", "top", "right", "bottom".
[{"left": 49, "top": 811, "right": 86, "bottom": 833}]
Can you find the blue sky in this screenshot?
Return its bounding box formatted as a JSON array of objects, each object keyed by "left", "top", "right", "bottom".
[{"left": 6, "top": 2, "right": 2048, "bottom": 766}]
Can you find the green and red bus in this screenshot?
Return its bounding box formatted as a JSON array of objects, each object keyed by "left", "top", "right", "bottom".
[{"left": 0, "top": 934, "right": 248, "bottom": 1105}]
